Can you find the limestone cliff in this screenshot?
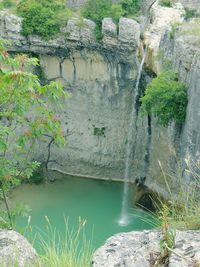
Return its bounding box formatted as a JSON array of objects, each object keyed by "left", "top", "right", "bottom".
[
  {"left": 160, "top": 20, "right": 200, "bottom": 179},
  {"left": 0, "top": 11, "right": 145, "bottom": 180},
  {"left": 0, "top": 0, "right": 200, "bottom": 189}
]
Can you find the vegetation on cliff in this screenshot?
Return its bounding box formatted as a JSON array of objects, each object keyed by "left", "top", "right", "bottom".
[
  {"left": 82, "top": 0, "right": 141, "bottom": 39},
  {"left": 140, "top": 71, "right": 187, "bottom": 126},
  {"left": 17, "top": 0, "right": 72, "bottom": 39},
  {"left": 0, "top": 0, "right": 141, "bottom": 40}
]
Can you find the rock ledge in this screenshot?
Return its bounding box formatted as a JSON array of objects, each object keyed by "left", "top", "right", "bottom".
[{"left": 93, "top": 230, "right": 200, "bottom": 267}]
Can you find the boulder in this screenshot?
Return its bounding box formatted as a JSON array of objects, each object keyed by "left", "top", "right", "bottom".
[
  {"left": 64, "top": 18, "right": 96, "bottom": 43},
  {"left": 0, "top": 230, "right": 38, "bottom": 267},
  {"left": 93, "top": 230, "right": 200, "bottom": 267}
]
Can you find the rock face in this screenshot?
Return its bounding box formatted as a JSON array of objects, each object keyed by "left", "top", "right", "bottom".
[
  {"left": 145, "top": 1, "right": 185, "bottom": 73},
  {"left": 93, "top": 230, "right": 200, "bottom": 267},
  {"left": 0, "top": 230, "right": 38, "bottom": 267},
  {"left": 1, "top": 2, "right": 200, "bottom": 188},
  {"left": 0, "top": 11, "right": 147, "bottom": 180},
  {"left": 158, "top": 20, "right": 200, "bottom": 180}
]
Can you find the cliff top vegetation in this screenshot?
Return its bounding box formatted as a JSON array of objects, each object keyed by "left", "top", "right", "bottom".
[{"left": 0, "top": 0, "right": 142, "bottom": 39}]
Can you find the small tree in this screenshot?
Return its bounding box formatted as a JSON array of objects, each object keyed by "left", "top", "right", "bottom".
[
  {"left": 140, "top": 71, "right": 187, "bottom": 127},
  {"left": 0, "top": 40, "right": 69, "bottom": 228}
]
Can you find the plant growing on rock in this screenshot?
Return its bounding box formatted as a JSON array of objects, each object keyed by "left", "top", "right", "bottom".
[
  {"left": 81, "top": 0, "right": 113, "bottom": 40},
  {"left": 120, "top": 0, "right": 141, "bottom": 17},
  {"left": 0, "top": 0, "right": 15, "bottom": 9},
  {"left": 140, "top": 70, "right": 187, "bottom": 126},
  {"left": 0, "top": 40, "right": 68, "bottom": 228},
  {"left": 17, "top": 0, "right": 72, "bottom": 39},
  {"left": 159, "top": 0, "right": 174, "bottom": 7},
  {"left": 82, "top": 0, "right": 141, "bottom": 40}
]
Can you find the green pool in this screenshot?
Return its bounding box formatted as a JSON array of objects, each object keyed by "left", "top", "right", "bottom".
[{"left": 9, "top": 174, "right": 154, "bottom": 253}]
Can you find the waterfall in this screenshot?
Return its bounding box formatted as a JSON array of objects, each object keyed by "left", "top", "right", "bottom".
[{"left": 118, "top": 48, "right": 147, "bottom": 226}]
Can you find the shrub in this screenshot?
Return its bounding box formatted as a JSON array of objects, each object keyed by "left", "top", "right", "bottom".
[
  {"left": 0, "top": 0, "right": 15, "bottom": 9},
  {"left": 110, "top": 3, "right": 125, "bottom": 23},
  {"left": 120, "top": 0, "right": 141, "bottom": 17},
  {"left": 140, "top": 71, "right": 187, "bottom": 126},
  {"left": 17, "top": 0, "right": 72, "bottom": 39},
  {"left": 82, "top": 0, "right": 141, "bottom": 40},
  {"left": 184, "top": 8, "right": 198, "bottom": 20},
  {"left": 159, "top": 0, "right": 173, "bottom": 7},
  {"left": 82, "top": 0, "right": 112, "bottom": 26},
  {"left": 81, "top": 0, "right": 112, "bottom": 40}
]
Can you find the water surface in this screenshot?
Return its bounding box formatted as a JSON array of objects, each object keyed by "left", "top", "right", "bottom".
[{"left": 10, "top": 175, "right": 154, "bottom": 253}]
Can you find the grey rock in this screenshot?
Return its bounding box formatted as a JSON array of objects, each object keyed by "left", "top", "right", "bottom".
[
  {"left": 93, "top": 230, "right": 200, "bottom": 267},
  {"left": 80, "top": 19, "right": 96, "bottom": 43},
  {"left": 118, "top": 18, "right": 140, "bottom": 47},
  {"left": 160, "top": 21, "right": 200, "bottom": 181},
  {"left": 102, "top": 18, "right": 117, "bottom": 46},
  {"left": 4, "top": 13, "right": 22, "bottom": 34},
  {"left": 0, "top": 230, "right": 38, "bottom": 267}
]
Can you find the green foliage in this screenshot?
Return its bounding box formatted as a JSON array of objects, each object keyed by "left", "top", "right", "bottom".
[
  {"left": 0, "top": 40, "right": 68, "bottom": 228},
  {"left": 36, "top": 217, "right": 94, "bottom": 267},
  {"left": 93, "top": 126, "right": 106, "bottom": 137},
  {"left": 140, "top": 71, "right": 187, "bottom": 126},
  {"left": 0, "top": 203, "right": 30, "bottom": 229},
  {"left": 155, "top": 159, "right": 200, "bottom": 231},
  {"left": 159, "top": 0, "right": 174, "bottom": 7},
  {"left": 110, "top": 4, "right": 125, "bottom": 23},
  {"left": 120, "top": 0, "right": 141, "bottom": 17},
  {"left": 28, "top": 165, "right": 44, "bottom": 184},
  {"left": 168, "top": 22, "right": 181, "bottom": 40},
  {"left": 17, "top": 0, "right": 72, "bottom": 39},
  {"left": 184, "top": 8, "right": 198, "bottom": 20},
  {"left": 82, "top": 0, "right": 112, "bottom": 40},
  {"left": 0, "top": 0, "right": 15, "bottom": 9},
  {"left": 160, "top": 224, "right": 175, "bottom": 257},
  {"left": 82, "top": 0, "right": 140, "bottom": 40},
  {"left": 82, "top": 0, "right": 112, "bottom": 23}
]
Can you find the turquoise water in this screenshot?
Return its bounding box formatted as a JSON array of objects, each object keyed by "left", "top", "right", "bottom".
[{"left": 10, "top": 175, "right": 154, "bottom": 253}]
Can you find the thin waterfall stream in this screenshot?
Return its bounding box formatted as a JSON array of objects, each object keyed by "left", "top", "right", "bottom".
[{"left": 118, "top": 47, "right": 147, "bottom": 226}]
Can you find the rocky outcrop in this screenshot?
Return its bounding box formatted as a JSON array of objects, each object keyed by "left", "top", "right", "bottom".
[
  {"left": 0, "top": 230, "right": 38, "bottom": 267},
  {"left": 93, "top": 230, "right": 200, "bottom": 267}
]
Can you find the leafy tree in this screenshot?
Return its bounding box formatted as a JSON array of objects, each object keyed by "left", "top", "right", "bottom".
[
  {"left": 17, "top": 0, "right": 72, "bottom": 39},
  {"left": 0, "top": 40, "right": 68, "bottom": 228},
  {"left": 140, "top": 71, "right": 187, "bottom": 126}
]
